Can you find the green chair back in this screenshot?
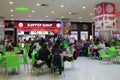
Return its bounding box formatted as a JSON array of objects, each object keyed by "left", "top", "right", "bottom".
[
  {"left": 2, "top": 48, "right": 6, "bottom": 55},
  {"left": 14, "top": 47, "right": 20, "bottom": 51},
  {"left": 22, "top": 50, "right": 28, "bottom": 64},
  {"left": 88, "top": 47, "right": 91, "bottom": 55},
  {"left": 107, "top": 48, "right": 116, "bottom": 57},
  {"left": 0, "top": 54, "right": 2, "bottom": 62},
  {"left": 31, "top": 50, "right": 37, "bottom": 65},
  {"left": 6, "top": 55, "right": 20, "bottom": 69},
  {"left": 5, "top": 52, "right": 15, "bottom": 56},
  {"left": 99, "top": 49, "right": 109, "bottom": 58},
  {"left": 24, "top": 44, "right": 30, "bottom": 52}
]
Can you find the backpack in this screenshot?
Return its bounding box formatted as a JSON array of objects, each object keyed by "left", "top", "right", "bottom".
[{"left": 35, "top": 53, "right": 39, "bottom": 60}]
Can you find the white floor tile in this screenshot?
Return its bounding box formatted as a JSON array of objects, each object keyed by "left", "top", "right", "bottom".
[{"left": 0, "top": 57, "right": 120, "bottom": 80}]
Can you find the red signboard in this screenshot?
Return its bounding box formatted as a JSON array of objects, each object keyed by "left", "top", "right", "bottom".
[
  {"left": 95, "top": 3, "right": 115, "bottom": 16},
  {"left": 103, "top": 3, "right": 115, "bottom": 14},
  {"left": 14, "top": 22, "right": 61, "bottom": 28},
  {"left": 95, "top": 5, "right": 103, "bottom": 16},
  {"left": 116, "top": 12, "right": 120, "bottom": 17},
  {"left": 112, "top": 31, "right": 120, "bottom": 34},
  {"left": 13, "top": 22, "right": 61, "bottom": 34},
  {"left": 95, "top": 3, "right": 116, "bottom": 30}
]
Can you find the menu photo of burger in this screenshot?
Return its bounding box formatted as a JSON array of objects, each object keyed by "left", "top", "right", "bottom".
[
  {"left": 106, "top": 22, "right": 115, "bottom": 28},
  {"left": 95, "top": 22, "right": 103, "bottom": 28},
  {"left": 106, "top": 4, "right": 114, "bottom": 14},
  {"left": 96, "top": 5, "right": 102, "bottom": 15}
]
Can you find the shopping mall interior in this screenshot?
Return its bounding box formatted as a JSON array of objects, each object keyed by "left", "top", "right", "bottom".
[{"left": 0, "top": 0, "right": 120, "bottom": 80}]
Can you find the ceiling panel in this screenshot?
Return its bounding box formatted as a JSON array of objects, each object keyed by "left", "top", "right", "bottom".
[{"left": 0, "top": 0, "right": 120, "bottom": 22}]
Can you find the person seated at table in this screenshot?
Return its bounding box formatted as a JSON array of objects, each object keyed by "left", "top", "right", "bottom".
[
  {"left": 51, "top": 48, "right": 63, "bottom": 75},
  {"left": 6, "top": 40, "right": 14, "bottom": 51},
  {"left": 91, "top": 41, "right": 105, "bottom": 59},
  {"left": 89, "top": 42, "right": 95, "bottom": 57},
  {"left": 35, "top": 43, "right": 51, "bottom": 68},
  {"left": 0, "top": 41, "right": 4, "bottom": 55},
  {"left": 64, "top": 43, "right": 75, "bottom": 61}
]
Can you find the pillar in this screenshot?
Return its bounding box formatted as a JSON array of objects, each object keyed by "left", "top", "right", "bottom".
[
  {"left": 60, "top": 19, "right": 71, "bottom": 40},
  {"left": 0, "top": 17, "right": 4, "bottom": 45},
  {"left": 95, "top": 2, "right": 116, "bottom": 42}
]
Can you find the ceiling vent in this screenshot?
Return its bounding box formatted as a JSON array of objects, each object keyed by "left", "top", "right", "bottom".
[
  {"left": 61, "top": 18, "right": 70, "bottom": 20},
  {"left": 41, "top": 4, "right": 49, "bottom": 7},
  {"left": 70, "top": 13, "right": 77, "bottom": 15}
]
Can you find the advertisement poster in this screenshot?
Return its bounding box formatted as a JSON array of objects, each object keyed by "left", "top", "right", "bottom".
[
  {"left": 80, "top": 31, "right": 88, "bottom": 40},
  {"left": 99, "top": 31, "right": 111, "bottom": 41},
  {"left": 69, "top": 31, "right": 78, "bottom": 43},
  {"left": 116, "top": 21, "right": 120, "bottom": 30},
  {"left": 95, "top": 3, "right": 116, "bottom": 31}
]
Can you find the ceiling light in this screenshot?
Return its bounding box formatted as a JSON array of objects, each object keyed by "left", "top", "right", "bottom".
[
  {"left": 36, "top": 3, "right": 40, "bottom": 6},
  {"left": 79, "top": 17, "right": 82, "bottom": 19},
  {"left": 9, "top": 2, "right": 13, "bottom": 4},
  {"left": 32, "top": 10, "right": 35, "bottom": 13},
  {"left": 26, "top": 19, "right": 29, "bottom": 21},
  {"left": 80, "top": 21, "right": 83, "bottom": 22},
  {"left": 15, "top": 7, "right": 28, "bottom": 11},
  {"left": 60, "top": 5, "right": 64, "bottom": 8},
  {"left": 10, "top": 9, "right": 14, "bottom": 12},
  {"left": 61, "top": 16, "right": 64, "bottom": 18},
  {"left": 11, "top": 14, "right": 14, "bottom": 17},
  {"left": 82, "top": 6, "right": 86, "bottom": 9},
  {"left": 56, "top": 19, "right": 60, "bottom": 21},
  {"left": 11, "top": 18, "right": 14, "bottom": 20},
  {"left": 92, "top": 18, "right": 94, "bottom": 20},
  {"left": 90, "top": 21, "right": 93, "bottom": 22},
  {"left": 51, "top": 11, "right": 55, "bottom": 14},
  {"left": 46, "top": 16, "right": 48, "bottom": 18},
  {"left": 29, "top": 15, "right": 32, "bottom": 17},
  {"left": 90, "top": 13, "right": 93, "bottom": 16},
  {"left": 69, "top": 12, "right": 72, "bottom": 14}
]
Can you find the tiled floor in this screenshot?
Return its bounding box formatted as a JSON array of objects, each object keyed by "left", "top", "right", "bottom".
[{"left": 0, "top": 57, "right": 120, "bottom": 80}]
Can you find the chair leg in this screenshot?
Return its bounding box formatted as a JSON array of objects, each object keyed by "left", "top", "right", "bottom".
[
  {"left": 71, "top": 61, "right": 74, "bottom": 68},
  {"left": 1, "top": 67, "right": 2, "bottom": 74},
  {"left": 27, "top": 64, "right": 29, "bottom": 72}
]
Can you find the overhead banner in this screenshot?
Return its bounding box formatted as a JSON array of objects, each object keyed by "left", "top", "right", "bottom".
[
  {"left": 95, "top": 3, "right": 116, "bottom": 31},
  {"left": 14, "top": 22, "right": 61, "bottom": 34}
]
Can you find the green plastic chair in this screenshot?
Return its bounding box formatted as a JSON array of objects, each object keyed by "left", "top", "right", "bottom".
[
  {"left": 99, "top": 49, "right": 111, "bottom": 61},
  {"left": 2, "top": 48, "right": 6, "bottom": 55},
  {"left": 31, "top": 50, "right": 37, "bottom": 73},
  {"left": 14, "top": 47, "right": 20, "bottom": 51},
  {"left": 20, "top": 50, "right": 29, "bottom": 72},
  {"left": 88, "top": 47, "right": 91, "bottom": 56},
  {"left": 115, "top": 55, "right": 120, "bottom": 63},
  {"left": 0, "top": 54, "right": 5, "bottom": 73},
  {"left": 107, "top": 48, "right": 117, "bottom": 62},
  {"left": 5, "top": 52, "right": 15, "bottom": 56},
  {"left": 107, "top": 48, "right": 116, "bottom": 57},
  {"left": 0, "top": 54, "right": 2, "bottom": 62},
  {"left": 116, "top": 41, "right": 120, "bottom": 46},
  {"left": 63, "top": 51, "right": 74, "bottom": 68},
  {"left": 5, "top": 55, "right": 20, "bottom": 74},
  {"left": 24, "top": 44, "right": 30, "bottom": 53}
]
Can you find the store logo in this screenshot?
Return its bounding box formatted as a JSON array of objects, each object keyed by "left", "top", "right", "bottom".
[
  {"left": 71, "top": 24, "right": 77, "bottom": 30},
  {"left": 18, "top": 23, "right": 24, "bottom": 27},
  {"left": 83, "top": 24, "right": 88, "bottom": 30},
  {"left": 96, "top": 5, "right": 102, "bottom": 15},
  {"left": 106, "top": 4, "right": 114, "bottom": 13},
  {"left": 56, "top": 23, "right": 60, "bottom": 28}
]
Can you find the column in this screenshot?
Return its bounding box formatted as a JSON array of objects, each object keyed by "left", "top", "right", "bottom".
[
  {"left": 95, "top": 2, "right": 116, "bottom": 42},
  {"left": 0, "top": 17, "right": 4, "bottom": 45},
  {"left": 60, "top": 20, "right": 71, "bottom": 39}
]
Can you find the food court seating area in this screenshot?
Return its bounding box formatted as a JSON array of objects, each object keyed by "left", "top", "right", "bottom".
[{"left": 0, "top": 39, "right": 120, "bottom": 80}]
